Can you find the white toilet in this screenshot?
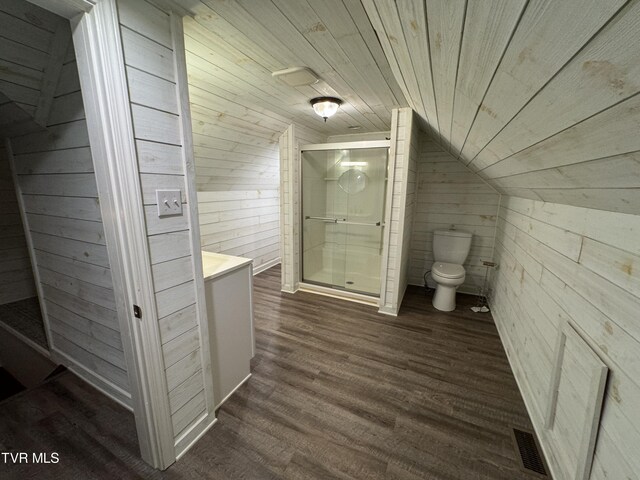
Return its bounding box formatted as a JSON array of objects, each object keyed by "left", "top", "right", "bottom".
[{"left": 431, "top": 229, "right": 472, "bottom": 312}]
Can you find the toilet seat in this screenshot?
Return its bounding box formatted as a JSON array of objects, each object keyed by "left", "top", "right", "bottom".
[{"left": 432, "top": 262, "right": 465, "bottom": 279}]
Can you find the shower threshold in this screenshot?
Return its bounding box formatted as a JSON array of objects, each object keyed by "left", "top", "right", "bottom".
[{"left": 298, "top": 282, "right": 379, "bottom": 307}]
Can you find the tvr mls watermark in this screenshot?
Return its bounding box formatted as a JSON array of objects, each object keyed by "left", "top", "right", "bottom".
[{"left": 2, "top": 452, "right": 59, "bottom": 464}]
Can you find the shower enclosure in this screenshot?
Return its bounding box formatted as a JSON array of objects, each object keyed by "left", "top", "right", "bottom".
[{"left": 300, "top": 141, "right": 390, "bottom": 296}]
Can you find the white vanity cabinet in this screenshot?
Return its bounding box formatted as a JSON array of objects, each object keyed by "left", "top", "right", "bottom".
[{"left": 201, "top": 252, "right": 254, "bottom": 408}]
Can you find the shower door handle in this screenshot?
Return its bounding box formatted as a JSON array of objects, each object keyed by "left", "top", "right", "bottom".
[
  {"left": 305, "top": 216, "right": 338, "bottom": 223},
  {"left": 336, "top": 220, "right": 384, "bottom": 227}
]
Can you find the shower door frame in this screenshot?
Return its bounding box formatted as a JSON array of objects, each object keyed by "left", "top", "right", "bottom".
[{"left": 298, "top": 140, "right": 391, "bottom": 302}]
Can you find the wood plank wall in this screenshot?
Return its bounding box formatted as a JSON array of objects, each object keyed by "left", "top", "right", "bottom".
[
  {"left": 399, "top": 113, "right": 418, "bottom": 303},
  {"left": 409, "top": 136, "right": 501, "bottom": 294},
  {"left": 489, "top": 196, "right": 640, "bottom": 479},
  {"left": 0, "top": 145, "right": 35, "bottom": 304},
  {"left": 183, "top": 17, "right": 283, "bottom": 272},
  {"left": 279, "top": 126, "right": 294, "bottom": 292},
  {"left": 279, "top": 124, "right": 327, "bottom": 293},
  {"left": 9, "top": 44, "right": 130, "bottom": 402},
  {"left": 183, "top": 16, "right": 330, "bottom": 273},
  {"left": 379, "top": 107, "right": 416, "bottom": 315},
  {"left": 116, "top": 0, "right": 208, "bottom": 444}
]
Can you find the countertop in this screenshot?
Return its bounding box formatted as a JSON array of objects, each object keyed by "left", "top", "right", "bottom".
[
  {"left": 202, "top": 252, "right": 252, "bottom": 281},
  {"left": 201, "top": 251, "right": 253, "bottom": 281}
]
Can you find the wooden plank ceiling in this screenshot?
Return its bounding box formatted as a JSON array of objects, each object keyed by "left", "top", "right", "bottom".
[
  {"left": 183, "top": 0, "right": 407, "bottom": 136},
  {"left": 0, "top": 0, "right": 70, "bottom": 137},
  {"left": 361, "top": 0, "right": 640, "bottom": 214}
]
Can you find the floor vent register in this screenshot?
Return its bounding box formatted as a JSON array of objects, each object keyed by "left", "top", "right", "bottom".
[{"left": 511, "top": 428, "right": 548, "bottom": 476}]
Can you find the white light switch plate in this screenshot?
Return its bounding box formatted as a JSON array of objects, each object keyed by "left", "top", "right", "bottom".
[{"left": 156, "top": 189, "right": 182, "bottom": 217}]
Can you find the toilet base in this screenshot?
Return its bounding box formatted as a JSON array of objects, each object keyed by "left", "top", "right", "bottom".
[{"left": 432, "top": 284, "right": 457, "bottom": 312}]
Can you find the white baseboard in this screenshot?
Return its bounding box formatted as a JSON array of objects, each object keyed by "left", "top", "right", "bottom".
[
  {"left": 378, "top": 305, "right": 398, "bottom": 316},
  {"left": 215, "top": 373, "right": 251, "bottom": 410},
  {"left": 0, "top": 321, "right": 51, "bottom": 360},
  {"left": 488, "top": 298, "right": 560, "bottom": 480},
  {"left": 174, "top": 412, "right": 218, "bottom": 461},
  {"left": 51, "top": 347, "right": 133, "bottom": 411},
  {"left": 253, "top": 257, "right": 280, "bottom": 275}
]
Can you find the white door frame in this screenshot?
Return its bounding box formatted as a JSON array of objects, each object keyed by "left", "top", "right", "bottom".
[
  {"left": 70, "top": 0, "right": 175, "bottom": 469},
  {"left": 25, "top": 0, "right": 210, "bottom": 470}
]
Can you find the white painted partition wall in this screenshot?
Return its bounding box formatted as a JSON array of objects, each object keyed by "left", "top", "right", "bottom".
[
  {"left": 279, "top": 125, "right": 296, "bottom": 293},
  {"left": 114, "top": 0, "right": 214, "bottom": 459},
  {"left": 399, "top": 112, "right": 419, "bottom": 304},
  {"left": 8, "top": 41, "right": 131, "bottom": 404},
  {"left": 379, "top": 107, "right": 417, "bottom": 315},
  {"left": 71, "top": 0, "right": 214, "bottom": 468},
  {"left": 279, "top": 123, "right": 327, "bottom": 293},
  {"left": 489, "top": 197, "right": 640, "bottom": 479}
]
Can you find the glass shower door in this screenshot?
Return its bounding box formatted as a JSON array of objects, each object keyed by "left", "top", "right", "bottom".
[{"left": 301, "top": 145, "right": 388, "bottom": 296}]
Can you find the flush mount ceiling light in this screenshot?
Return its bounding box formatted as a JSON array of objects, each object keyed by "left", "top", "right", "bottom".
[
  {"left": 272, "top": 67, "right": 319, "bottom": 86},
  {"left": 310, "top": 97, "right": 343, "bottom": 122}
]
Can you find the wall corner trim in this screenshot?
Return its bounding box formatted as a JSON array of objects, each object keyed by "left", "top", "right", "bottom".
[
  {"left": 169, "top": 10, "right": 216, "bottom": 434},
  {"left": 378, "top": 305, "right": 399, "bottom": 316},
  {"left": 72, "top": 0, "right": 175, "bottom": 469}
]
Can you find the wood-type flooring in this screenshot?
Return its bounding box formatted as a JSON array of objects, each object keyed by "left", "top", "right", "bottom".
[{"left": 0, "top": 265, "right": 545, "bottom": 479}]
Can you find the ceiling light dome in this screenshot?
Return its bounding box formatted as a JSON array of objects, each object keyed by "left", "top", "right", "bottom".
[{"left": 310, "top": 97, "right": 343, "bottom": 122}]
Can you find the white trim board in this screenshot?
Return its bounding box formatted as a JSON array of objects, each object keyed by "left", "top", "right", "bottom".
[
  {"left": 253, "top": 257, "right": 280, "bottom": 275},
  {"left": 170, "top": 9, "right": 216, "bottom": 456},
  {"left": 488, "top": 296, "right": 561, "bottom": 480},
  {"left": 0, "top": 321, "right": 51, "bottom": 361},
  {"left": 378, "top": 109, "right": 399, "bottom": 311},
  {"left": 72, "top": 0, "right": 175, "bottom": 469},
  {"left": 214, "top": 373, "right": 251, "bottom": 410},
  {"left": 300, "top": 140, "right": 391, "bottom": 151},
  {"left": 53, "top": 346, "right": 133, "bottom": 411},
  {"left": 5, "top": 139, "right": 55, "bottom": 358},
  {"left": 174, "top": 416, "right": 217, "bottom": 462},
  {"left": 545, "top": 321, "right": 608, "bottom": 480},
  {"left": 26, "top": 0, "right": 96, "bottom": 19}
]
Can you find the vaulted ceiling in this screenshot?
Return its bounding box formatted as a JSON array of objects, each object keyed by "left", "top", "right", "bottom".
[
  {"left": 362, "top": 0, "right": 640, "bottom": 214},
  {"left": 0, "top": 0, "right": 70, "bottom": 138},
  {"left": 6, "top": 0, "right": 637, "bottom": 213},
  {"left": 183, "top": 0, "right": 640, "bottom": 214},
  {"left": 184, "top": 0, "right": 407, "bottom": 136}
]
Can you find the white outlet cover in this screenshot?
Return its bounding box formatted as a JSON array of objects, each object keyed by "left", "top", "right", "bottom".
[{"left": 156, "top": 189, "right": 182, "bottom": 217}]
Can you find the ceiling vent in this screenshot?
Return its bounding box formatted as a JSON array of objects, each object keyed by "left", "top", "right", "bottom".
[{"left": 272, "top": 67, "right": 319, "bottom": 87}]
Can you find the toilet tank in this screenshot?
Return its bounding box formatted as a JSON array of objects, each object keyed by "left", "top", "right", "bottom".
[{"left": 433, "top": 230, "right": 472, "bottom": 264}]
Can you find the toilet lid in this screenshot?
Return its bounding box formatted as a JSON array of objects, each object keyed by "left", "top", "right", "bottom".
[{"left": 432, "top": 262, "right": 465, "bottom": 279}]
